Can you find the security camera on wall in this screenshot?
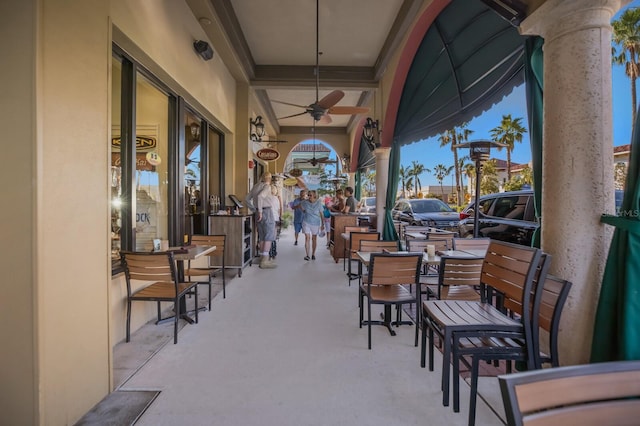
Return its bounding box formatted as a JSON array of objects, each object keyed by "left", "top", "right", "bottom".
[{"left": 193, "top": 40, "right": 214, "bottom": 61}]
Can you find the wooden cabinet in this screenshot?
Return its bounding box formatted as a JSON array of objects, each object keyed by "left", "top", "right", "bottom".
[
  {"left": 208, "top": 215, "right": 253, "bottom": 277},
  {"left": 329, "top": 214, "right": 376, "bottom": 263}
]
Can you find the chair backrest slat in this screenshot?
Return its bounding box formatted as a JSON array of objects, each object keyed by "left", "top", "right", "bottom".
[
  {"left": 121, "top": 251, "right": 177, "bottom": 295},
  {"left": 190, "top": 234, "right": 225, "bottom": 258},
  {"left": 358, "top": 240, "right": 399, "bottom": 252},
  {"left": 452, "top": 237, "right": 491, "bottom": 251},
  {"left": 439, "top": 256, "right": 483, "bottom": 300},
  {"left": 499, "top": 361, "right": 640, "bottom": 426},
  {"left": 368, "top": 254, "right": 421, "bottom": 286},
  {"left": 349, "top": 232, "right": 380, "bottom": 259}
]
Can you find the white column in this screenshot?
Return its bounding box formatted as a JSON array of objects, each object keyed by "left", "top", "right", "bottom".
[
  {"left": 374, "top": 147, "right": 391, "bottom": 232},
  {"left": 520, "top": 0, "right": 625, "bottom": 364}
]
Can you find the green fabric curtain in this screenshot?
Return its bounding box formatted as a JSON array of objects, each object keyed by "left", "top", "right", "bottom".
[
  {"left": 354, "top": 170, "right": 362, "bottom": 200},
  {"left": 382, "top": 143, "right": 400, "bottom": 241},
  {"left": 591, "top": 107, "right": 640, "bottom": 362},
  {"left": 524, "top": 36, "right": 544, "bottom": 248}
]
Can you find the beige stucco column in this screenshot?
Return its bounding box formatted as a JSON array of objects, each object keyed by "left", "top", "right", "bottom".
[
  {"left": 375, "top": 147, "right": 391, "bottom": 232},
  {"left": 520, "top": 0, "right": 626, "bottom": 364}
]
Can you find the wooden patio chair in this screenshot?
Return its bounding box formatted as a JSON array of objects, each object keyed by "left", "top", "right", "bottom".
[
  {"left": 184, "top": 234, "right": 226, "bottom": 307},
  {"left": 420, "top": 240, "right": 542, "bottom": 413},
  {"left": 121, "top": 251, "right": 199, "bottom": 344},
  {"left": 499, "top": 360, "right": 640, "bottom": 426},
  {"left": 465, "top": 271, "right": 572, "bottom": 426},
  {"left": 359, "top": 252, "right": 422, "bottom": 349},
  {"left": 346, "top": 231, "right": 379, "bottom": 285},
  {"left": 452, "top": 237, "right": 491, "bottom": 252},
  {"left": 342, "top": 226, "right": 370, "bottom": 271}
]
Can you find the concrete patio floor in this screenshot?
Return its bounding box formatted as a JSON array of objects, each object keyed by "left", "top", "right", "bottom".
[{"left": 111, "top": 227, "right": 507, "bottom": 426}]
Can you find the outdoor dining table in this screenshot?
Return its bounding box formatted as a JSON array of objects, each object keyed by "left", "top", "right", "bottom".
[{"left": 169, "top": 245, "right": 217, "bottom": 323}]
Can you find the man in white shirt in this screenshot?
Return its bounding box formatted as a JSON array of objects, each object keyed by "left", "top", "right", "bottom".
[{"left": 245, "top": 172, "right": 277, "bottom": 269}]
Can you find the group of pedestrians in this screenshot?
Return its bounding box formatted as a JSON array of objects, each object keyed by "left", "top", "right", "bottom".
[
  {"left": 249, "top": 174, "right": 359, "bottom": 267},
  {"left": 291, "top": 189, "right": 325, "bottom": 260}
]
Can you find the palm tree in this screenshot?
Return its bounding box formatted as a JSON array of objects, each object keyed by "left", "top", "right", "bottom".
[
  {"left": 463, "top": 163, "right": 476, "bottom": 202},
  {"left": 439, "top": 123, "right": 473, "bottom": 206},
  {"left": 363, "top": 169, "right": 376, "bottom": 196},
  {"left": 479, "top": 160, "right": 500, "bottom": 195},
  {"left": 613, "top": 8, "right": 640, "bottom": 124},
  {"left": 490, "top": 114, "right": 527, "bottom": 181},
  {"left": 409, "top": 160, "right": 428, "bottom": 196},
  {"left": 432, "top": 163, "right": 453, "bottom": 200},
  {"left": 399, "top": 165, "right": 414, "bottom": 198}
]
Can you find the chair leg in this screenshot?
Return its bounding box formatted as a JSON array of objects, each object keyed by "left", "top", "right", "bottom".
[
  {"left": 208, "top": 276, "right": 213, "bottom": 311},
  {"left": 173, "top": 298, "right": 179, "bottom": 344},
  {"left": 222, "top": 266, "right": 226, "bottom": 299},
  {"left": 468, "top": 356, "right": 481, "bottom": 426},
  {"left": 359, "top": 289, "right": 364, "bottom": 328},
  {"left": 156, "top": 301, "right": 161, "bottom": 324},
  {"left": 126, "top": 299, "right": 132, "bottom": 342},
  {"left": 367, "top": 300, "right": 372, "bottom": 350},
  {"left": 421, "top": 313, "right": 427, "bottom": 367},
  {"left": 194, "top": 286, "right": 199, "bottom": 324},
  {"left": 452, "top": 338, "right": 461, "bottom": 412}
]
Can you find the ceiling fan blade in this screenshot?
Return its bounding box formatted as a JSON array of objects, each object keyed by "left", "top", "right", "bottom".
[
  {"left": 327, "top": 106, "right": 370, "bottom": 115},
  {"left": 318, "top": 114, "right": 332, "bottom": 124},
  {"left": 277, "top": 111, "right": 308, "bottom": 120},
  {"left": 272, "top": 99, "right": 309, "bottom": 109},
  {"left": 316, "top": 90, "right": 345, "bottom": 109}
]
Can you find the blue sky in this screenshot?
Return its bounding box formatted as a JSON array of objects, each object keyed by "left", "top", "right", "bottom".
[{"left": 401, "top": 1, "right": 639, "bottom": 187}]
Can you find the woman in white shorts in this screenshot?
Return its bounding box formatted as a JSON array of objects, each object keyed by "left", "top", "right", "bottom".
[{"left": 300, "top": 190, "right": 324, "bottom": 261}]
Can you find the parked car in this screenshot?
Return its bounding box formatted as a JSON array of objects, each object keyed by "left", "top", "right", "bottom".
[
  {"left": 458, "top": 190, "right": 539, "bottom": 246},
  {"left": 392, "top": 198, "right": 460, "bottom": 232},
  {"left": 359, "top": 196, "right": 376, "bottom": 213}
]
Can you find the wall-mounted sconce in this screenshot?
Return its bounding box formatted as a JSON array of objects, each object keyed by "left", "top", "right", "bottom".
[
  {"left": 341, "top": 154, "right": 350, "bottom": 170},
  {"left": 250, "top": 116, "right": 266, "bottom": 142},
  {"left": 189, "top": 122, "right": 201, "bottom": 141},
  {"left": 363, "top": 117, "right": 380, "bottom": 151},
  {"left": 193, "top": 40, "right": 214, "bottom": 61}
]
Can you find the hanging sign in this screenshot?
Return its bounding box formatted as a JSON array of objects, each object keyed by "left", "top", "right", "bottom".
[
  {"left": 256, "top": 148, "right": 280, "bottom": 161},
  {"left": 283, "top": 177, "right": 298, "bottom": 186}
]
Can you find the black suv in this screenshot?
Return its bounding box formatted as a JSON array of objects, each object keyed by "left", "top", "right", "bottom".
[{"left": 458, "top": 190, "right": 539, "bottom": 246}]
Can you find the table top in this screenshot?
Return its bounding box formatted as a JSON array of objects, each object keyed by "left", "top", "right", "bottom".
[
  {"left": 169, "top": 245, "right": 216, "bottom": 261},
  {"left": 357, "top": 249, "right": 485, "bottom": 266}
]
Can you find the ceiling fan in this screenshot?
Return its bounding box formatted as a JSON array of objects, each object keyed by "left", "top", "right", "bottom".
[{"left": 273, "top": 0, "right": 369, "bottom": 124}]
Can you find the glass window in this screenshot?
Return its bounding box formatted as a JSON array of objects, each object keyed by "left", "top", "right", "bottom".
[
  {"left": 134, "top": 72, "right": 170, "bottom": 252},
  {"left": 490, "top": 196, "right": 526, "bottom": 220},
  {"left": 111, "top": 57, "right": 123, "bottom": 263}
]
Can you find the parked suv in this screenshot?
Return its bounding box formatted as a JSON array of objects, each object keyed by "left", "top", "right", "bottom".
[
  {"left": 458, "top": 190, "right": 539, "bottom": 246},
  {"left": 392, "top": 198, "right": 460, "bottom": 232}
]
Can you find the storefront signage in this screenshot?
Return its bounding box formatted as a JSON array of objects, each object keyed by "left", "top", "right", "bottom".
[
  {"left": 146, "top": 152, "right": 161, "bottom": 166},
  {"left": 256, "top": 148, "right": 280, "bottom": 161},
  {"left": 111, "top": 153, "right": 155, "bottom": 171},
  {"left": 283, "top": 177, "right": 298, "bottom": 186}
]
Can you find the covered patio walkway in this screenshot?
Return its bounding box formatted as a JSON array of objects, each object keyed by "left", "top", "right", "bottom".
[{"left": 110, "top": 227, "right": 505, "bottom": 425}]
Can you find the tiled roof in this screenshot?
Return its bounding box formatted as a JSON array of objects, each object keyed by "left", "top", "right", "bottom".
[
  {"left": 292, "top": 143, "right": 330, "bottom": 153},
  {"left": 614, "top": 144, "right": 631, "bottom": 154}
]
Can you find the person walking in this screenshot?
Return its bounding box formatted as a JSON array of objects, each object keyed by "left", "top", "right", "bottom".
[
  {"left": 300, "top": 190, "right": 324, "bottom": 261},
  {"left": 245, "top": 172, "right": 277, "bottom": 269},
  {"left": 322, "top": 196, "right": 332, "bottom": 248},
  {"left": 290, "top": 189, "right": 307, "bottom": 246}
]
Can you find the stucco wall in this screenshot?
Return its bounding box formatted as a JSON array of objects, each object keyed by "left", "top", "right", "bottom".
[{"left": 0, "top": 0, "right": 39, "bottom": 424}]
